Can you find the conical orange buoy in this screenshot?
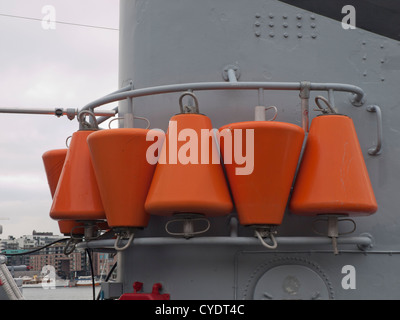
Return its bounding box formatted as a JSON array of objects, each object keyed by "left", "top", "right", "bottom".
[
  {"left": 42, "top": 149, "right": 85, "bottom": 236},
  {"left": 49, "top": 130, "right": 106, "bottom": 221},
  {"left": 145, "top": 93, "right": 233, "bottom": 217},
  {"left": 219, "top": 107, "right": 305, "bottom": 227},
  {"left": 87, "top": 128, "right": 161, "bottom": 229},
  {"left": 42, "top": 149, "right": 68, "bottom": 198},
  {"left": 289, "top": 113, "right": 378, "bottom": 216}
]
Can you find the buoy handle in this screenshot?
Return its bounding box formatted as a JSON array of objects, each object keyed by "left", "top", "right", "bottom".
[
  {"left": 255, "top": 229, "right": 278, "bottom": 249},
  {"left": 114, "top": 232, "right": 135, "bottom": 251},
  {"left": 179, "top": 92, "right": 200, "bottom": 114},
  {"left": 255, "top": 106, "right": 278, "bottom": 121},
  {"left": 78, "top": 110, "right": 99, "bottom": 130},
  {"left": 314, "top": 96, "right": 337, "bottom": 114}
]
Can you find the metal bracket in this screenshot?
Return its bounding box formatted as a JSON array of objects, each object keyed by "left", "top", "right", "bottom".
[
  {"left": 349, "top": 93, "right": 365, "bottom": 107},
  {"left": 299, "top": 81, "right": 311, "bottom": 132},
  {"left": 312, "top": 215, "right": 357, "bottom": 255},
  {"left": 222, "top": 65, "right": 240, "bottom": 82},
  {"left": 366, "top": 105, "right": 383, "bottom": 155}
]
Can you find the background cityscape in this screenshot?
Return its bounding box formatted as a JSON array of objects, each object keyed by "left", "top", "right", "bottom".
[{"left": 0, "top": 230, "right": 116, "bottom": 284}]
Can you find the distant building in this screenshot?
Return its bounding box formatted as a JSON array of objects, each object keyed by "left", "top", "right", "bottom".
[{"left": 0, "top": 231, "right": 116, "bottom": 280}]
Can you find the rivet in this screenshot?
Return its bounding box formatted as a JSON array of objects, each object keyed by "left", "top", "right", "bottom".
[
  {"left": 269, "top": 22, "right": 274, "bottom": 27},
  {"left": 296, "top": 14, "right": 302, "bottom": 20},
  {"left": 297, "top": 23, "right": 302, "bottom": 28},
  {"left": 269, "top": 13, "right": 274, "bottom": 19},
  {"left": 362, "top": 55, "right": 367, "bottom": 60},
  {"left": 297, "top": 33, "right": 303, "bottom": 38},
  {"left": 255, "top": 31, "right": 261, "bottom": 37},
  {"left": 283, "top": 22, "right": 288, "bottom": 28},
  {"left": 255, "top": 13, "right": 261, "bottom": 18},
  {"left": 283, "top": 14, "right": 288, "bottom": 19},
  {"left": 380, "top": 44, "right": 384, "bottom": 49},
  {"left": 381, "top": 59, "right": 385, "bottom": 63},
  {"left": 254, "top": 21, "right": 261, "bottom": 27},
  {"left": 310, "top": 14, "right": 316, "bottom": 20},
  {"left": 311, "top": 34, "right": 317, "bottom": 39},
  {"left": 311, "top": 23, "right": 316, "bottom": 28},
  {"left": 381, "top": 77, "right": 385, "bottom": 81},
  {"left": 363, "top": 72, "right": 367, "bottom": 77},
  {"left": 283, "top": 32, "right": 289, "bottom": 38},
  {"left": 362, "top": 41, "right": 366, "bottom": 45},
  {"left": 269, "top": 32, "right": 275, "bottom": 38}
]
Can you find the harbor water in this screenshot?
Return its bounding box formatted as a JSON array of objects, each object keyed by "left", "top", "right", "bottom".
[{"left": 22, "top": 286, "right": 102, "bottom": 300}]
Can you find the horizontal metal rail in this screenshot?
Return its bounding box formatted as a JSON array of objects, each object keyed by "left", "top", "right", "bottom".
[
  {"left": 0, "top": 85, "right": 131, "bottom": 120},
  {"left": 81, "top": 81, "right": 366, "bottom": 112},
  {"left": 0, "top": 107, "right": 116, "bottom": 118},
  {"left": 78, "top": 235, "right": 373, "bottom": 251}
]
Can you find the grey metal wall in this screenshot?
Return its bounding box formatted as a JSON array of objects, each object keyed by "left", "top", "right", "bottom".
[{"left": 116, "top": 0, "right": 400, "bottom": 299}]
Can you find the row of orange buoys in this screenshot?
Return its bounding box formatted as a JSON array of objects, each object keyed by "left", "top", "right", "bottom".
[{"left": 42, "top": 93, "right": 377, "bottom": 251}]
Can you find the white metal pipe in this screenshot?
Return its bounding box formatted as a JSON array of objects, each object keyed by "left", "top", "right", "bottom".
[{"left": 227, "top": 68, "right": 238, "bottom": 82}]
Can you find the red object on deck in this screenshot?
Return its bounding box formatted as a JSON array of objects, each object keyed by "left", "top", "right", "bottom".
[{"left": 119, "top": 282, "right": 170, "bottom": 300}]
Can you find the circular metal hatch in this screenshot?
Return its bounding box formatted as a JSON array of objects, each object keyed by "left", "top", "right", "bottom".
[{"left": 244, "top": 257, "right": 335, "bottom": 300}]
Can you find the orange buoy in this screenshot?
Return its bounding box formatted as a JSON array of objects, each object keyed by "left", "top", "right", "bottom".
[
  {"left": 145, "top": 93, "right": 233, "bottom": 218},
  {"left": 87, "top": 128, "right": 161, "bottom": 229},
  {"left": 42, "top": 149, "right": 85, "bottom": 236},
  {"left": 49, "top": 129, "right": 106, "bottom": 221},
  {"left": 57, "top": 220, "right": 85, "bottom": 236},
  {"left": 289, "top": 113, "right": 377, "bottom": 216},
  {"left": 42, "top": 149, "right": 68, "bottom": 197},
  {"left": 219, "top": 107, "right": 305, "bottom": 227}
]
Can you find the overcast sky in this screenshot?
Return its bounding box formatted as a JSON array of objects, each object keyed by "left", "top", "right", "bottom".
[{"left": 0, "top": 0, "right": 119, "bottom": 238}]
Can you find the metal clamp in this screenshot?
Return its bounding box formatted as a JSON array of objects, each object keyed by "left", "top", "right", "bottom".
[
  {"left": 366, "top": 105, "right": 383, "bottom": 155},
  {"left": 299, "top": 81, "right": 311, "bottom": 132}
]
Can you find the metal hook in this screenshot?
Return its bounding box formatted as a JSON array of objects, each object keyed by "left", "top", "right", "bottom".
[
  {"left": 179, "top": 92, "right": 200, "bottom": 114},
  {"left": 78, "top": 110, "right": 99, "bottom": 130},
  {"left": 314, "top": 96, "right": 337, "bottom": 114}
]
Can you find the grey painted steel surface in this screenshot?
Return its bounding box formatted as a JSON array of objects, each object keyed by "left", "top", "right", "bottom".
[{"left": 112, "top": 0, "right": 400, "bottom": 299}]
